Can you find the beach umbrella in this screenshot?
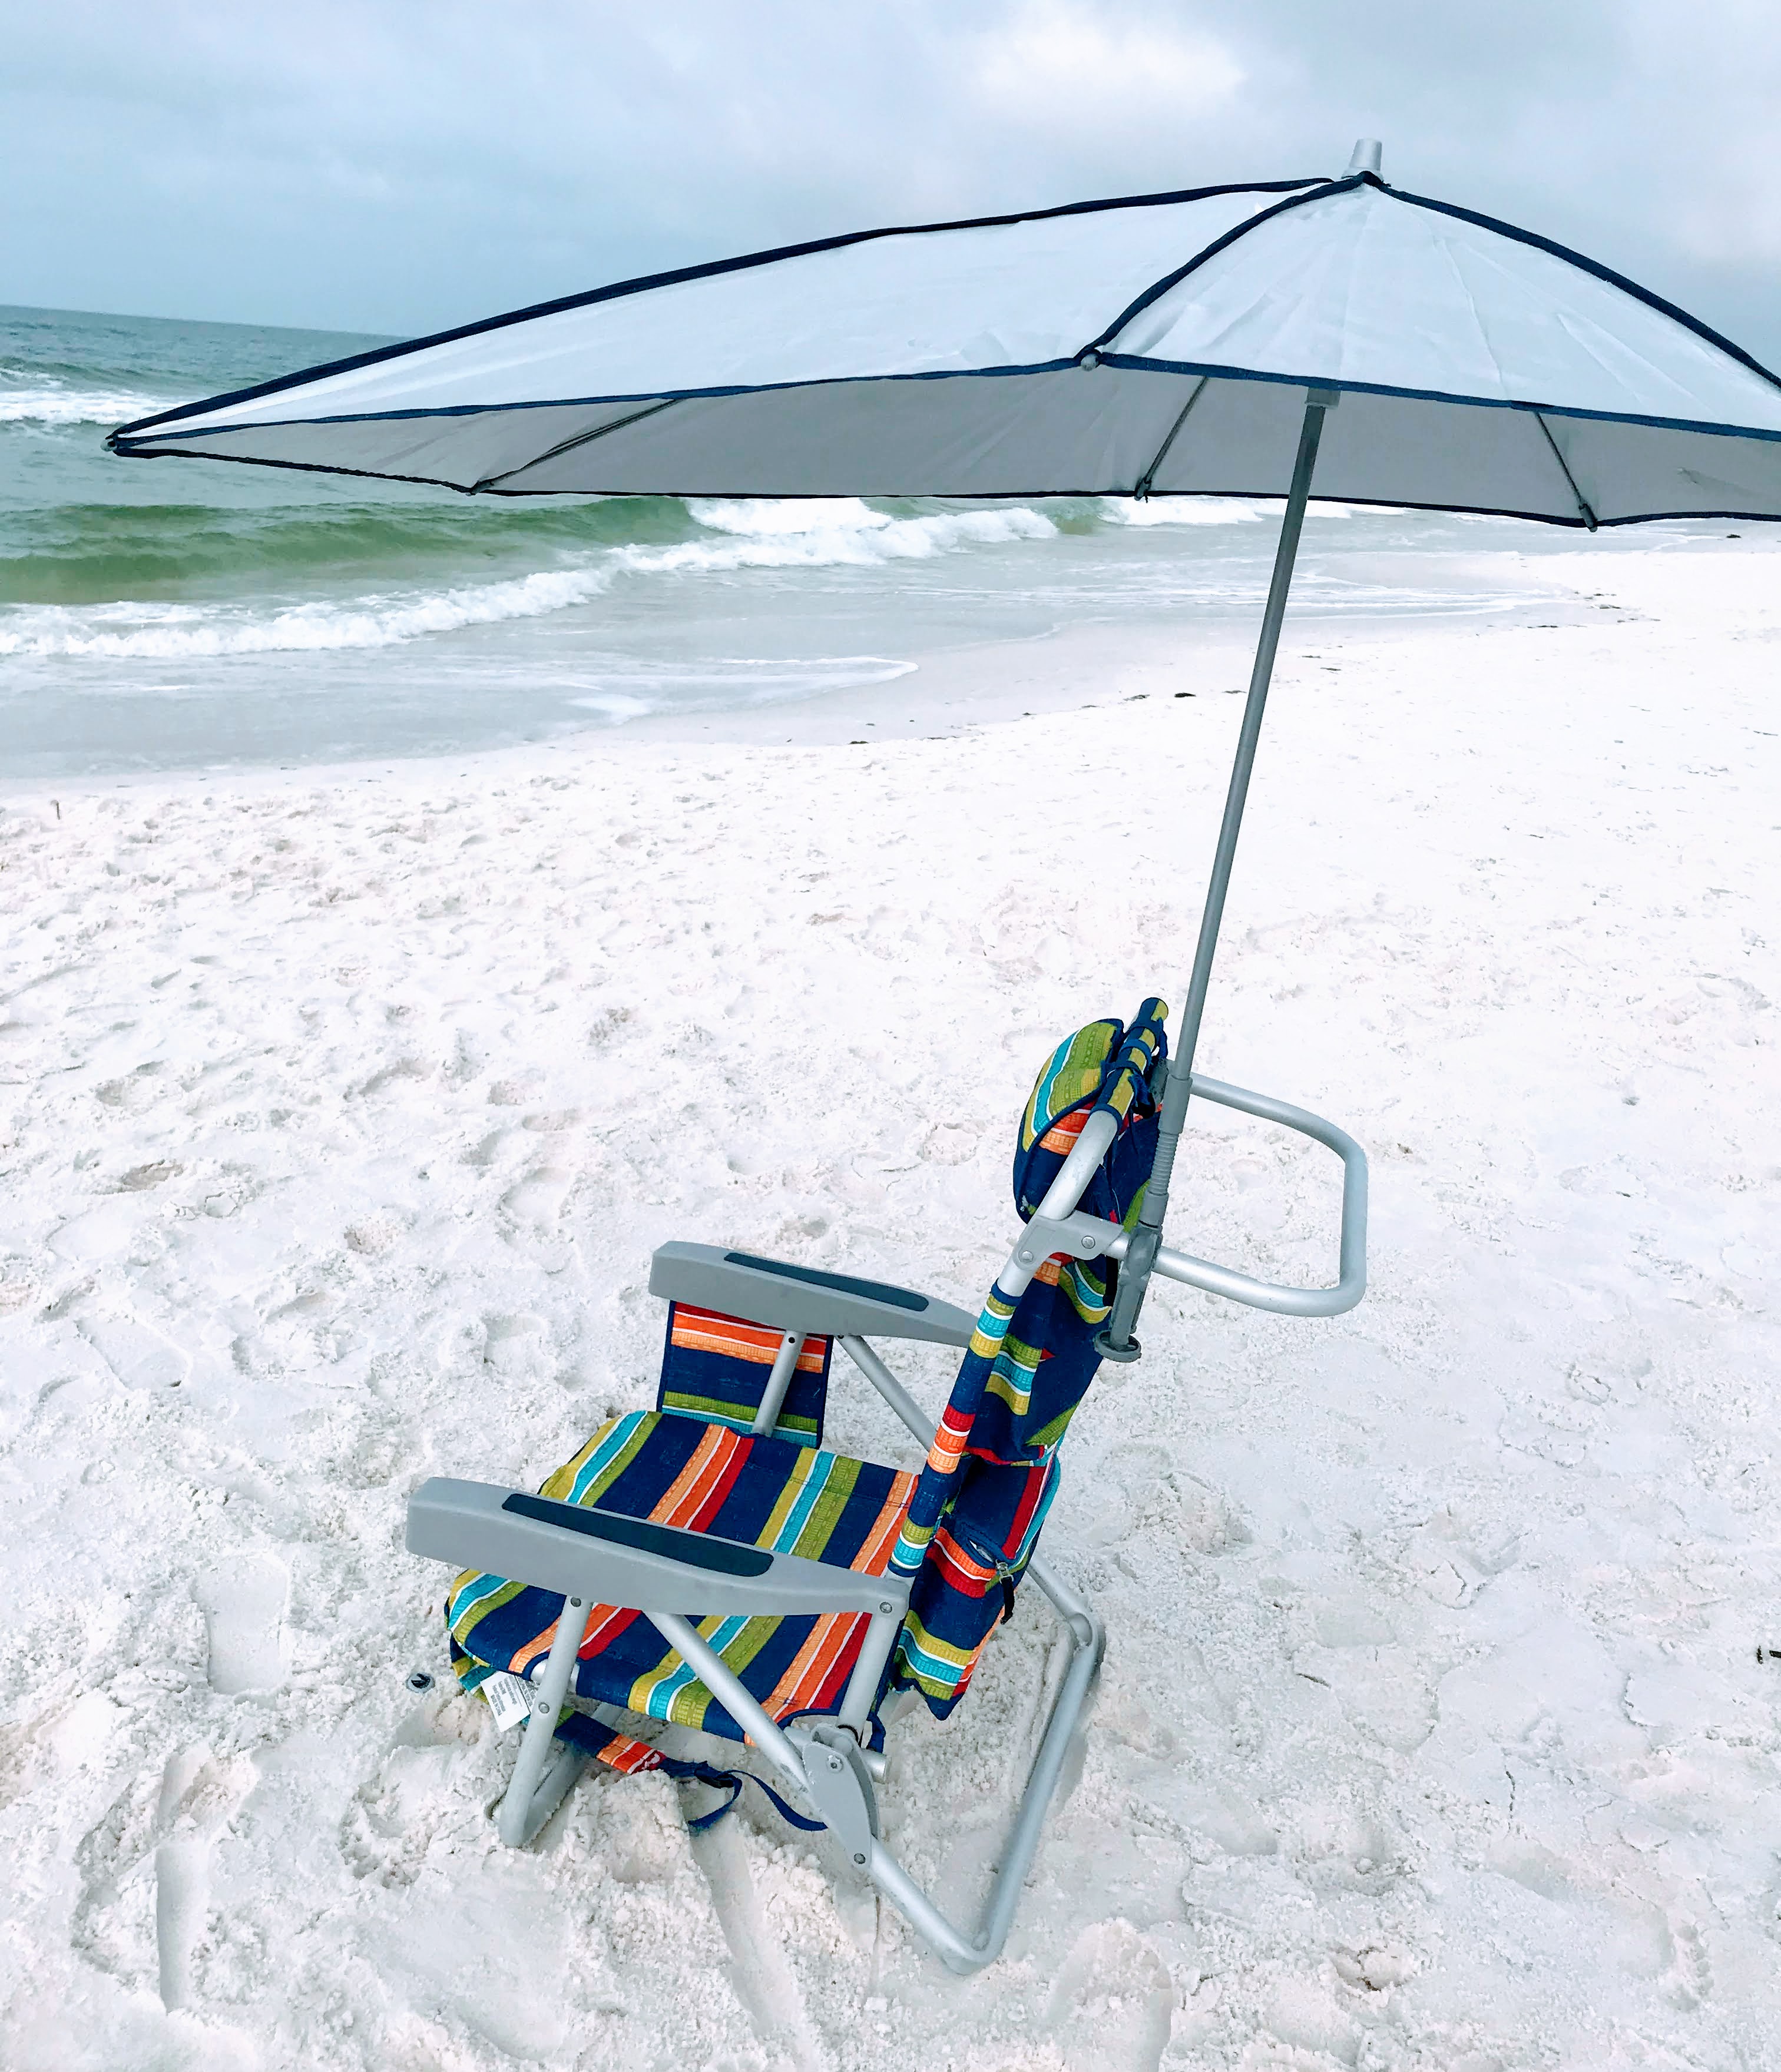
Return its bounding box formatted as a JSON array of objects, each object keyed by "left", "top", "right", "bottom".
[{"left": 110, "top": 141, "right": 1781, "bottom": 1348}]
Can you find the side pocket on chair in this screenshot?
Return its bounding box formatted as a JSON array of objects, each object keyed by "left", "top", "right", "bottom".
[{"left": 656, "top": 1301, "right": 833, "bottom": 1447}]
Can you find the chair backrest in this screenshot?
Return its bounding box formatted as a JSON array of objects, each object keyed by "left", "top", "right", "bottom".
[
  {"left": 891, "top": 999, "right": 1168, "bottom": 1715},
  {"left": 655, "top": 1302, "right": 834, "bottom": 1446}
]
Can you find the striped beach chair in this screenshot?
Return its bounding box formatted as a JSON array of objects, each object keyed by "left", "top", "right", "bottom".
[{"left": 409, "top": 1000, "right": 1168, "bottom": 1971}]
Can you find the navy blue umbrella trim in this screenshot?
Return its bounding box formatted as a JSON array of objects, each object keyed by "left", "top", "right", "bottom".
[
  {"left": 96, "top": 437, "right": 1781, "bottom": 526},
  {"left": 109, "top": 354, "right": 1781, "bottom": 455},
  {"left": 106, "top": 177, "right": 1326, "bottom": 443},
  {"left": 108, "top": 161, "right": 1781, "bottom": 496}
]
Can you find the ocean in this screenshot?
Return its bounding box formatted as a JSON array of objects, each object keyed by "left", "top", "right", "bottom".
[{"left": 0, "top": 301, "right": 1738, "bottom": 780}]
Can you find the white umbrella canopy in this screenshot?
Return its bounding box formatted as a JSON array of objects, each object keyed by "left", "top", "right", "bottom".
[
  {"left": 111, "top": 158, "right": 1781, "bottom": 523},
  {"left": 105, "top": 145, "right": 1781, "bottom": 1366}
]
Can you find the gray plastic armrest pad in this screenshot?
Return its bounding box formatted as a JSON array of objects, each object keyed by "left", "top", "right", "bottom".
[
  {"left": 408, "top": 1477, "right": 911, "bottom": 1617},
  {"left": 650, "top": 1241, "right": 975, "bottom": 1347}
]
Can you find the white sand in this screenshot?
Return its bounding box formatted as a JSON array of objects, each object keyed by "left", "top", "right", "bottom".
[{"left": 1, "top": 541, "right": 1777, "bottom": 2070}]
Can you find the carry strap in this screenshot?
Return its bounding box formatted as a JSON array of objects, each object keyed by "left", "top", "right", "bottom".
[{"left": 550, "top": 1708, "right": 826, "bottom": 1834}]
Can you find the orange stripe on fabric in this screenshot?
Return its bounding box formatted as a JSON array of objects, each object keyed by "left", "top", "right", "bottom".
[
  {"left": 1039, "top": 1109, "right": 1090, "bottom": 1153},
  {"left": 597, "top": 1735, "right": 664, "bottom": 1774},
  {"left": 672, "top": 1314, "right": 784, "bottom": 1364},
  {"left": 800, "top": 1613, "right": 872, "bottom": 1716},
  {"left": 651, "top": 1423, "right": 744, "bottom": 1530},
  {"left": 511, "top": 1601, "right": 592, "bottom": 1676},
  {"left": 763, "top": 1610, "right": 868, "bottom": 1722},
  {"left": 931, "top": 1527, "right": 998, "bottom": 1590},
  {"left": 925, "top": 1408, "right": 971, "bottom": 1476},
  {"left": 671, "top": 1308, "right": 829, "bottom": 1373},
  {"left": 852, "top": 1472, "right": 917, "bottom": 1576}
]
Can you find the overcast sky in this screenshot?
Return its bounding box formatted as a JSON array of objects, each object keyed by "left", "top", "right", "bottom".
[{"left": 7, "top": 1, "right": 1780, "bottom": 362}]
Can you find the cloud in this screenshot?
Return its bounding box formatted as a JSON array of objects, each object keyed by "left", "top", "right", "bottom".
[
  {"left": 1, "top": 1, "right": 1776, "bottom": 365},
  {"left": 971, "top": 4, "right": 1246, "bottom": 130}
]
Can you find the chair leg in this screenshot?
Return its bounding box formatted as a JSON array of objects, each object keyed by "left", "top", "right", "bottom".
[
  {"left": 646, "top": 1563, "right": 1104, "bottom": 1973},
  {"left": 496, "top": 1596, "right": 591, "bottom": 1848},
  {"left": 552, "top": 1563, "right": 1099, "bottom": 1970},
  {"left": 862, "top": 1556, "right": 1104, "bottom": 1972}
]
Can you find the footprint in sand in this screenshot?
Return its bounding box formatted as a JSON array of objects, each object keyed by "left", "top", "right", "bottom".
[
  {"left": 1046, "top": 1919, "right": 1175, "bottom": 2072},
  {"left": 194, "top": 1555, "right": 289, "bottom": 1694},
  {"left": 77, "top": 1312, "right": 190, "bottom": 1391},
  {"left": 154, "top": 1743, "right": 255, "bottom": 2011},
  {"left": 154, "top": 1836, "right": 209, "bottom": 2010},
  {"left": 72, "top": 1741, "right": 251, "bottom": 2004},
  {"left": 501, "top": 1165, "right": 572, "bottom": 1226}
]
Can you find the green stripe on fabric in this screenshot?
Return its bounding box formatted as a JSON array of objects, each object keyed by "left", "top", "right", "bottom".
[
  {"left": 985, "top": 1335, "right": 1044, "bottom": 1416},
  {"left": 448, "top": 1574, "right": 528, "bottom": 1648},
  {"left": 896, "top": 1613, "right": 981, "bottom": 1697},
  {"left": 1027, "top": 1405, "right": 1080, "bottom": 1452},
  {"left": 1021, "top": 1021, "right": 1117, "bottom": 1151},
  {"left": 660, "top": 1389, "right": 820, "bottom": 1438},
  {"left": 628, "top": 1611, "right": 788, "bottom": 1732},
  {"left": 783, "top": 1453, "right": 862, "bottom": 1560},
  {"left": 565, "top": 1411, "right": 660, "bottom": 1507},
  {"left": 758, "top": 1447, "right": 819, "bottom": 1548},
  {"left": 1060, "top": 1258, "right": 1111, "bottom": 1325},
  {"left": 968, "top": 1289, "right": 1017, "bottom": 1361}
]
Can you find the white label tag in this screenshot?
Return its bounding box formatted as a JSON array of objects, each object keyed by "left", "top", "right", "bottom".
[{"left": 481, "top": 1672, "right": 537, "bottom": 1735}]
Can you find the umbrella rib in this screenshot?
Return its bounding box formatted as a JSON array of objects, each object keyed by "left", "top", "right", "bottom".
[
  {"left": 472, "top": 397, "right": 680, "bottom": 490},
  {"left": 1133, "top": 377, "right": 1210, "bottom": 498},
  {"left": 1534, "top": 410, "right": 1598, "bottom": 531}
]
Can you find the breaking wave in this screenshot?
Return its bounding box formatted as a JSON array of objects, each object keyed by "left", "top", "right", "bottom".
[
  {"left": 0, "top": 384, "right": 167, "bottom": 425},
  {"left": 0, "top": 498, "right": 1062, "bottom": 658}
]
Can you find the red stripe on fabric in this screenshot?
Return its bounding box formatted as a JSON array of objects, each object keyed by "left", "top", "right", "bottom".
[
  {"left": 1004, "top": 1464, "right": 1050, "bottom": 1555},
  {"left": 686, "top": 1429, "right": 750, "bottom": 1532},
  {"left": 671, "top": 1308, "right": 832, "bottom": 1375},
  {"left": 925, "top": 1405, "right": 971, "bottom": 1474},
  {"left": 578, "top": 1604, "right": 640, "bottom": 1658},
  {"left": 805, "top": 1620, "right": 869, "bottom": 1716},
  {"left": 930, "top": 1529, "right": 997, "bottom": 1596}
]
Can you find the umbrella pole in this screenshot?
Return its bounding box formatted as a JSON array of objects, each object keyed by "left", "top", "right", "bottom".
[{"left": 1097, "top": 386, "right": 1335, "bottom": 1359}]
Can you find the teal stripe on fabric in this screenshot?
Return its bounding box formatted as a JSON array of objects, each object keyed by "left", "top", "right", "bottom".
[
  {"left": 973, "top": 1298, "right": 1015, "bottom": 1347},
  {"left": 1011, "top": 1464, "right": 1060, "bottom": 1566},
  {"left": 644, "top": 1614, "right": 754, "bottom": 1720},
  {"left": 449, "top": 1571, "right": 515, "bottom": 1621},
  {"left": 1034, "top": 1049, "right": 1071, "bottom": 1125},
  {"left": 772, "top": 1452, "right": 838, "bottom": 1551},
  {"left": 897, "top": 1631, "right": 958, "bottom": 1681},
  {"left": 644, "top": 1658, "right": 703, "bottom": 1720},
  {"left": 567, "top": 1410, "right": 653, "bottom": 1503}
]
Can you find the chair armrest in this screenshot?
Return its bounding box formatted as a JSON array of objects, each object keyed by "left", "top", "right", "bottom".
[
  {"left": 408, "top": 1477, "right": 909, "bottom": 1618},
  {"left": 650, "top": 1242, "right": 974, "bottom": 1347}
]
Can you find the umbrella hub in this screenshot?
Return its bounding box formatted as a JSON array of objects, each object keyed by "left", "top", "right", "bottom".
[{"left": 1345, "top": 137, "right": 1383, "bottom": 177}]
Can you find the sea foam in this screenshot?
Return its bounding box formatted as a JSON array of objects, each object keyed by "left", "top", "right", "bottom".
[
  {"left": 0, "top": 386, "right": 167, "bottom": 426},
  {"left": 0, "top": 499, "right": 1060, "bottom": 659}
]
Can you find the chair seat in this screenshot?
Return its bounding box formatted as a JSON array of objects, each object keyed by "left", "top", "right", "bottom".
[{"left": 446, "top": 1410, "right": 917, "bottom": 1742}]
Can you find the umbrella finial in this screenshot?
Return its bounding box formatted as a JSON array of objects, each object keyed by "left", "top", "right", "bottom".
[{"left": 1345, "top": 138, "right": 1382, "bottom": 178}]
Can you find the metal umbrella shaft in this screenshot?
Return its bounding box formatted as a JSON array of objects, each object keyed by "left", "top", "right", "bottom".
[{"left": 1098, "top": 386, "right": 1334, "bottom": 1356}]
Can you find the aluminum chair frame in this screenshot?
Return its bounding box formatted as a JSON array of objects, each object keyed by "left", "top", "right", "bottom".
[{"left": 406, "top": 1055, "right": 1366, "bottom": 1971}]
